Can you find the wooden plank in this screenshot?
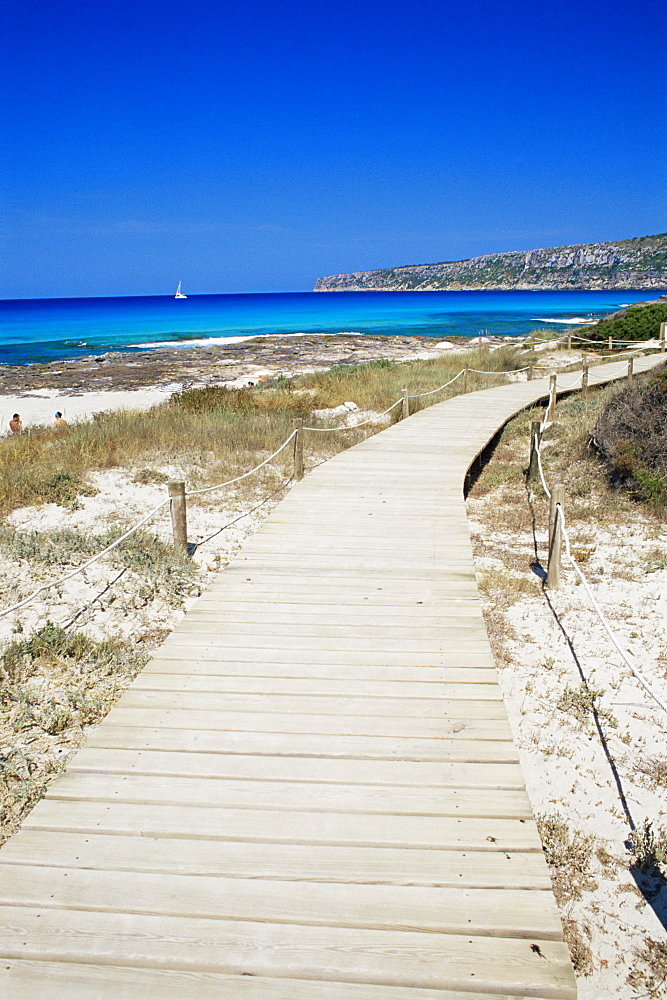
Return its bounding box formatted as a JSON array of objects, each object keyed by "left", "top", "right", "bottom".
[
  {"left": 0, "top": 960, "right": 575, "bottom": 1000},
  {"left": 22, "top": 800, "right": 543, "bottom": 850},
  {"left": 144, "top": 648, "right": 498, "bottom": 668},
  {"left": 171, "top": 621, "right": 490, "bottom": 640},
  {"left": 66, "top": 748, "right": 527, "bottom": 788},
  {"left": 131, "top": 675, "right": 501, "bottom": 698},
  {"left": 189, "top": 601, "right": 485, "bottom": 617},
  {"left": 101, "top": 707, "right": 513, "bottom": 739},
  {"left": 117, "top": 690, "right": 506, "bottom": 718},
  {"left": 0, "top": 831, "right": 553, "bottom": 889},
  {"left": 159, "top": 635, "right": 492, "bottom": 652},
  {"left": 44, "top": 772, "right": 533, "bottom": 818},
  {"left": 0, "top": 907, "right": 577, "bottom": 995},
  {"left": 83, "top": 726, "right": 519, "bottom": 762},
  {"left": 0, "top": 866, "right": 561, "bottom": 938}
]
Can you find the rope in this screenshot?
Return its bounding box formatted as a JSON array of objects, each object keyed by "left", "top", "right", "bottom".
[
  {"left": 557, "top": 374, "right": 585, "bottom": 390},
  {"left": 195, "top": 476, "right": 294, "bottom": 548},
  {"left": 407, "top": 370, "right": 464, "bottom": 399},
  {"left": 530, "top": 416, "right": 667, "bottom": 718},
  {"left": 303, "top": 398, "right": 403, "bottom": 431},
  {"left": 560, "top": 517, "right": 667, "bottom": 716},
  {"left": 467, "top": 366, "right": 531, "bottom": 375},
  {"left": 0, "top": 498, "right": 170, "bottom": 620},
  {"left": 60, "top": 567, "right": 129, "bottom": 630},
  {"left": 185, "top": 431, "right": 297, "bottom": 495},
  {"left": 535, "top": 438, "right": 552, "bottom": 499}
]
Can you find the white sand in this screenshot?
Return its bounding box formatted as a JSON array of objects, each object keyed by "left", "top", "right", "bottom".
[
  {"left": 467, "top": 479, "right": 667, "bottom": 996},
  {"left": 0, "top": 387, "right": 186, "bottom": 433}
]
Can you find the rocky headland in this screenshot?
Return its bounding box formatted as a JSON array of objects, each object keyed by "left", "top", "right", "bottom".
[{"left": 314, "top": 233, "right": 667, "bottom": 292}]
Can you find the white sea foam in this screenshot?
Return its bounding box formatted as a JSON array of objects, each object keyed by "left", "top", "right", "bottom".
[
  {"left": 129, "top": 331, "right": 316, "bottom": 350},
  {"left": 532, "top": 316, "right": 596, "bottom": 325}
]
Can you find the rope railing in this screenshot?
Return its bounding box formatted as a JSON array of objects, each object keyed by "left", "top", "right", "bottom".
[
  {"left": 569, "top": 333, "right": 661, "bottom": 346},
  {"left": 528, "top": 384, "right": 667, "bottom": 718},
  {"left": 406, "top": 370, "right": 465, "bottom": 399},
  {"left": 303, "top": 398, "right": 403, "bottom": 431},
  {"left": 0, "top": 498, "right": 170, "bottom": 620},
  {"left": 185, "top": 430, "right": 297, "bottom": 495},
  {"left": 467, "top": 366, "right": 532, "bottom": 375},
  {"left": 560, "top": 519, "right": 667, "bottom": 715}
]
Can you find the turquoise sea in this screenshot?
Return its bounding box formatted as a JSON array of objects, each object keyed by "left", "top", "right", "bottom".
[{"left": 0, "top": 289, "right": 664, "bottom": 367}]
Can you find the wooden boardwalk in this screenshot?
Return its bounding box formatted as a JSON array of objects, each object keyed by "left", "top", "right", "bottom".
[{"left": 0, "top": 355, "right": 662, "bottom": 998}]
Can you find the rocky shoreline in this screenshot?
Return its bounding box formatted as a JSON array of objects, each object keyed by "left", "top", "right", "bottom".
[{"left": 0, "top": 333, "right": 470, "bottom": 396}]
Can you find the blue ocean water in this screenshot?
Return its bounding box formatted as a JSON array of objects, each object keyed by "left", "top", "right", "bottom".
[{"left": 0, "top": 289, "right": 663, "bottom": 367}]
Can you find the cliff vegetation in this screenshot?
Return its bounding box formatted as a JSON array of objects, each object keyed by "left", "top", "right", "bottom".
[{"left": 315, "top": 233, "right": 667, "bottom": 292}]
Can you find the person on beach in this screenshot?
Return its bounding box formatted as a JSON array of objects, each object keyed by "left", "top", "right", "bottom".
[
  {"left": 9, "top": 413, "right": 22, "bottom": 435},
  {"left": 54, "top": 411, "right": 68, "bottom": 430}
]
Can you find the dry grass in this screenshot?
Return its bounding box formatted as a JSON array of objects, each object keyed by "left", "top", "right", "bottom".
[
  {"left": 537, "top": 813, "right": 598, "bottom": 904},
  {"left": 562, "top": 919, "right": 594, "bottom": 976},
  {"left": 628, "top": 819, "right": 667, "bottom": 871},
  {"left": 0, "top": 623, "right": 152, "bottom": 844},
  {"left": 632, "top": 756, "right": 667, "bottom": 790},
  {"left": 556, "top": 682, "right": 618, "bottom": 730},
  {"left": 0, "top": 347, "right": 526, "bottom": 516},
  {"left": 0, "top": 527, "right": 202, "bottom": 608},
  {"left": 627, "top": 938, "right": 667, "bottom": 998}
]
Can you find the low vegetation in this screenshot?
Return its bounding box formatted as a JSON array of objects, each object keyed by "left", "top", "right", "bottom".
[
  {"left": 594, "top": 367, "right": 667, "bottom": 507},
  {"left": 0, "top": 347, "right": 525, "bottom": 516},
  {"left": 627, "top": 938, "right": 667, "bottom": 998},
  {"left": 0, "top": 623, "right": 150, "bottom": 844},
  {"left": 537, "top": 814, "right": 597, "bottom": 904},
  {"left": 628, "top": 819, "right": 667, "bottom": 872},
  {"left": 583, "top": 300, "right": 667, "bottom": 343},
  {"left": 0, "top": 527, "right": 201, "bottom": 607}
]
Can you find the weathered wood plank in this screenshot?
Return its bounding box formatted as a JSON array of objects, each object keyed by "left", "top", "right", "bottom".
[
  {"left": 102, "top": 707, "right": 513, "bottom": 738},
  {"left": 83, "top": 725, "right": 519, "bottom": 761},
  {"left": 0, "top": 866, "right": 561, "bottom": 937},
  {"left": 44, "top": 772, "right": 533, "bottom": 818},
  {"left": 22, "top": 799, "right": 543, "bottom": 850},
  {"left": 0, "top": 907, "right": 577, "bottom": 995},
  {"left": 0, "top": 832, "right": 553, "bottom": 889},
  {"left": 66, "top": 748, "right": 527, "bottom": 787},
  {"left": 117, "top": 690, "right": 506, "bottom": 718},
  {"left": 0, "top": 960, "right": 575, "bottom": 1000}
]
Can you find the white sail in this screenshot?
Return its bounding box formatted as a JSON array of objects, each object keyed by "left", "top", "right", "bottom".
[{"left": 174, "top": 282, "right": 187, "bottom": 299}]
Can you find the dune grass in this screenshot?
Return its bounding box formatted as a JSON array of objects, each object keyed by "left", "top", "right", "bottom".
[{"left": 0, "top": 345, "right": 527, "bottom": 516}]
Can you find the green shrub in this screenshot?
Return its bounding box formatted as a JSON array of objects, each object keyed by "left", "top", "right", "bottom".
[
  {"left": 585, "top": 301, "right": 667, "bottom": 343},
  {"left": 594, "top": 367, "right": 667, "bottom": 506}
]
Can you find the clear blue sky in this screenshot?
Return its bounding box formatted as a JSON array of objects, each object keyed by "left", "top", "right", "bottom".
[{"left": 1, "top": 0, "right": 665, "bottom": 298}]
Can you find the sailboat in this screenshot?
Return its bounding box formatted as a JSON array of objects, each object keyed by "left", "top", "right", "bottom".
[{"left": 174, "top": 282, "right": 187, "bottom": 299}]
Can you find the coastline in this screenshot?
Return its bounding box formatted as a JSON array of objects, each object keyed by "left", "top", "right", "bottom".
[{"left": 0, "top": 332, "right": 474, "bottom": 429}]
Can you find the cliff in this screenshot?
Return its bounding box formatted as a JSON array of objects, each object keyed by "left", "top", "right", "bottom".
[{"left": 314, "top": 233, "right": 667, "bottom": 292}]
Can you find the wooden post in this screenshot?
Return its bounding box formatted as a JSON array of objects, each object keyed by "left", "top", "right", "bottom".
[
  {"left": 581, "top": 360, "right": 589, "bottom": 397},
  {"left": 546, "top": 484, "right": 565, "bottom": 589},
  {"left": 168, "top": 481, "right": 188, "bottom": 553},
  {"left": 528, "top": 421, "right": 541, "bottom": 480},
  {"left": 608, "top": 335, "right": 613, "bottom": 351},
  {"left": 660, "top": 321, "right": 666, "bottom": 352},
  {"left": 401, "top": 388, "right": 410, "bottom": 419},
  {"left": 567, "top": 334, "right": 572, "bottom": 350},
  {"left": 547, "top": 374, "right": 557, "bottom": 422},
  {"left": 527, "top": 365, "right": 534, "bottom": 381},
  {"left": 293, "top": 418, "right": 304, "bottom": 481},
  {"left": 628, "top": 357, "right": 634, "bottom": 381},
  {"left": 463, "top": 367, "right": 469, "bottom": 393}
]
